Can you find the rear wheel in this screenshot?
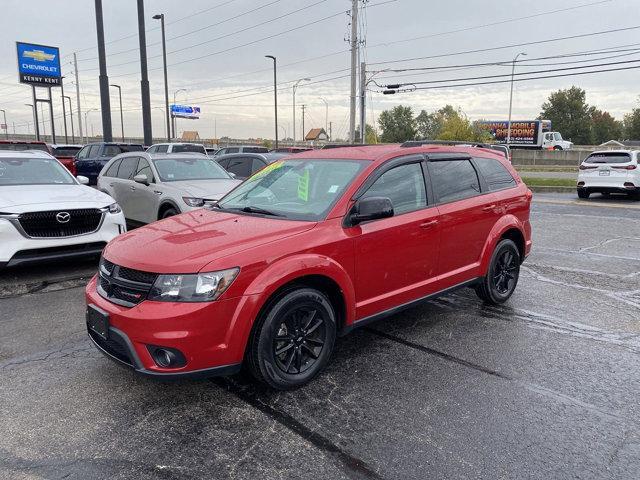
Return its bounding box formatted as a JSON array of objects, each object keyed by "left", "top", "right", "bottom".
[
  {"left": 577, "top": 189, "right": 590, "bottom": 199},
  {"left": 475, "top": 239, "right": 520, "bottom": 305},
  {"left": 247, "top": 288, "right": 336, "bottom": 390}
]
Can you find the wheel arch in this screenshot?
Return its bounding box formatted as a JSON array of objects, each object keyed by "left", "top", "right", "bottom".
[
  {"left": 157, "top": 199, "right": 180, "bottom": 220},
  {"left": 479, "top": 216, "right": 527, "bottom": 275}
]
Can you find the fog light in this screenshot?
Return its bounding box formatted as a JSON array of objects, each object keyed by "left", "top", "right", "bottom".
[{"left": 147, "top": 346, "right": 186, "bottom": 368}]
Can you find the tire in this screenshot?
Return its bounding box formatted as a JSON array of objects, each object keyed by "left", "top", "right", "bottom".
[
  {"left": 553, "top": 146, "right": 563, "bottom": 151},
  {"left": 247, "top": 288, "right": 337, "bottom": 390},
  {"left": 475, "top": 239, "right": 521, "bottom": 305},
  {"left": 160, "top": 207, "right": 178, "bottom": 219},
  {"left": 577, "top": 189, "right": 590, "bottom": 199}
]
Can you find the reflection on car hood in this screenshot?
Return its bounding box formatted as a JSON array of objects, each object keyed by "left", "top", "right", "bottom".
[
  {"left": 103, "top": 209, "right": 315, "bottom": 273},
  {"left": 166, "top": 179, "right": 242, "bottom": 200},
  {"left": 0, "top": 184, "right": 114, "bottom": 212}
]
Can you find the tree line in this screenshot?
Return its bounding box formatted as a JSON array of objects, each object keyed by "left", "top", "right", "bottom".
[{"left": 374, "top": 86, "right": 640, "bottom": 145}]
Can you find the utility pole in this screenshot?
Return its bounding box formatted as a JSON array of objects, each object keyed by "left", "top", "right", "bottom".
[
  {"left": 320, "top": 97, "right": 328, "bottom": 136},
  {"left": 64, "top": 95, "right": 75, "bottom": 143},
  {"left": 94, "top": 0, "right": 113, "bottom": 142},
  {"left": 153, "top": 13, "right": 171, "bottom": 143},
  {"left": 507, "top": 52, "right": 527, "bottom": 145},
  {"left": 265, "top": 55, "right": 278, "bottom": 149},
  {"left": 329, "top": 121, "right": 332, "bottom": 142},
  {"left": 73, "top": 53, "right": 83, "bottom": 143},
  {"left": 0, "top": 110, "right": 7, "bottom": 140},
  {"left": 301, "top": 104, "right": 306, "bottom": 143},
  {"left": 137, "top": 0, "right": 153, "bottom": 146},
  {"left": 348, "top": 0, "right": 359, "bottom": 143},
  {"left": 110, "top": 84, "right": 124, "bottom": 141},
  {"left": 360, "top": 61, "right": 366, "bottom": 144},
  {"left": 60, "top": 78, "right": 68, "bottom": 143}
]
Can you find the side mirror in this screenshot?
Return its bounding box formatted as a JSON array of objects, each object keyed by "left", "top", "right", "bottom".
[
  {"left": 76, "top": 175, "right": 89, "bottom": 185},
  {"left": 349, "top": 196, "right": 394, "bottom": 226},
  {"left": 228, "top": 172, "right": 237, "bottom": 179},
  {"left": 133, "top": 174, "right": 149, "bottom": 185}
]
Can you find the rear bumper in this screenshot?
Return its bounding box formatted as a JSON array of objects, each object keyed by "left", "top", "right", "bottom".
[{"left": 577, "top": 185, "right": 639, "bottom": 194}]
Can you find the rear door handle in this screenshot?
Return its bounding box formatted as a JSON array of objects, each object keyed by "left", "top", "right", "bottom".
[
  {"left": 420, "top": 220, "right": 439, "bottom": 229},
  {"left": 482, "top": 204, "right": 497, "bottom": 212}
]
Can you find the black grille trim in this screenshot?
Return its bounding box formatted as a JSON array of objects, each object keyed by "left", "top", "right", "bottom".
[
  {"left": 98, "top": 258, "right": 157, "bottom": 308},
  {"left": 18, "top": 209, "right": 104, "bottom": 238},
  {"left": 88, "top": 329, "right": 134, "bottom": 367}
]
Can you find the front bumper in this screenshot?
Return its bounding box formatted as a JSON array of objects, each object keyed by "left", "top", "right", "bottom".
[
  {"left": 85, "top": 275, "right": 258, "bottom": 378},
  {"left": 0, "top": 212, "right": 126, "bottom": 266}
]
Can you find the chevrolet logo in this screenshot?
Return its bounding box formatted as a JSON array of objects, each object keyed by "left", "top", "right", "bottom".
[{"left": 23, "top": 49, "right": 56, "bottom": 62}]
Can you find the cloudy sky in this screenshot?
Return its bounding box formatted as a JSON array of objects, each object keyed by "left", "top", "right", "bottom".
[{"left": 1, "top": 0, "right": 639, "bottom": 141}]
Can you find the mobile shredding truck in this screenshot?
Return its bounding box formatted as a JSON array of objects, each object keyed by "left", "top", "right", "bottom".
[{"left": 478, "top": 120, "right": 573, "bottom": 150}]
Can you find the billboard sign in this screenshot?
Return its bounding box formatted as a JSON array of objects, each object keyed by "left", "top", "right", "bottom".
[
  {"left": 477, "top": 121, "right": 541, "bottom": 145},
  {"left": 170, "top": 104, "right": 201, "bottom": 119},
  {"left": 16, "top": 42, "right": 62, "bottom": 87}
]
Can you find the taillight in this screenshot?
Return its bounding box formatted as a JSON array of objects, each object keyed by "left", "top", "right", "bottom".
[
  {"left": 612, "top": 165, "right": 637, "bottom": 170},
  {"left": 579, "top": 164, "right": 597, "bottom": 170}
]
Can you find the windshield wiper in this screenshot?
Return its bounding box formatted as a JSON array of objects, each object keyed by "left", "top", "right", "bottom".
[{"left": 239, "top": 206, "right": 284, "bottom": 217}]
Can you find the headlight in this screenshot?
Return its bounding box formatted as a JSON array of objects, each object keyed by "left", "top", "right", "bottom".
[
  {"left": 183, "top": 197, "right": 205, "bottom": 207},
  {"left": 108, "top": 203, "right": 121, "bottom": 214},
  {"left": 147, "top": 267, "right": 240, "bottom": 302}
]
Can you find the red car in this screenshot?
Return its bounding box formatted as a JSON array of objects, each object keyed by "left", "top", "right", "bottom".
[
  {"left": 86, "top": 144, "right": 532, "bottom": 389},
  {"left": 50, "top": 144, "right": 83, "bottom": 175}
]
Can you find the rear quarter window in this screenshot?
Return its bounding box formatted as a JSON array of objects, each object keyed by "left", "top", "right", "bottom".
[{"left": 474, "top": 157, "right": 516, "bottom": 191}]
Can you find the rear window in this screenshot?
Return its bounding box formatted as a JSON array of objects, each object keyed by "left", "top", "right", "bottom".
[
  {"left": 119, "top": 144, "right": 144, "bottom": 153},
  {"left": 172, "top": 144, "right": 206, "bottom": 154},
  {"left": 584, "top": 153, "right": 631, "bottom": 164},
  {"left": 52, "top": 146, "right": 81, "bottom": 157},
  {"left": 0, "top": 143, "right": 49, "bottom": 152},
  {"left": 244, "top": 147, "right": 269, "bottom": 154}
]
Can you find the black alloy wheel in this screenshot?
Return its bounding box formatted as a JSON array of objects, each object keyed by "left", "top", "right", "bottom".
[
  {"left": 247, "top": 288, "right": 336, "bottom": 390},
  {"left": 475, "top": 239, "right": 521, "bottom": 305}
]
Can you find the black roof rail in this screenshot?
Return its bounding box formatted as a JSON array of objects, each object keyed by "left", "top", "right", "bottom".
[
  {"left": 401, "top": 139, "right": 493, "bottom": 149},
  {"left": 321, "top": 143, "right": 375, "bottom": 149}
]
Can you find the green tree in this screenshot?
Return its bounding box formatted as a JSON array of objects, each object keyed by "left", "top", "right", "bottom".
[
  {"left": 624, "top": 106, "right": 640, "bottom": 140},
  {"left": 540, "top": 86, "right": 594, "bottom": 144},
  {"left": 378, "top": 105, "right": 416, "bottom": 142},
  {"left": 591, "top": 109, "right": 623, "bottom": 144},
  {"left": 436, "top": 108, "right": 491, "bottom": 142},
  {"left": 355, "top": 124, "right": 378, "bottom": 143}
]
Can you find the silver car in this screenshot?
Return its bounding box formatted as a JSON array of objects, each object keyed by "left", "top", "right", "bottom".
[{"left": 97, "top": 152, "right": 241, "bottom": 224}]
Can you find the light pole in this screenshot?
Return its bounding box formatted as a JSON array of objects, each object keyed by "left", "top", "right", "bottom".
[
  {"left": 292, "top": 78, "right": 310, "bottom": 144},
  {"left": 279, "top": 124, "right": 287, "bottom": 143},
  {"left": 153, "top": 107, "right": 168, "bottom": 139},
  {"left": 63, "top": 96, "right": 75, "bottom": 143},
  {"left": 172, "top": 88, "right": 187, "bottom": 140},
  {"left": 507, "top": 52, "right": 526, "bottom": 146},
  {"left": 319, "top": 97, "right": 328, "bottom": 136},
  {"left": 25, "top": 103, "right": 36, "bottom": 139},
  {"left": 110, "top": 84, "right": 125, "bottom": 142},
  {"left": 84, "top": 108, "right": 96, "bottom": 143},
  {"left": 265, "top": 55, "right": 278, "bottom": 149},
  {"left": 0, "top": 110, "right": 7, "bottom": 140},
  {"left": 60, "top": 77, "right": 68, "bottom": 143},
  {"left": 153, "top": 13, "right": 171, "bottom": 143}
]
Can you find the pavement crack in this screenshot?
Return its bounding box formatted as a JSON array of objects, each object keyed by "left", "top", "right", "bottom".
[{"left": 212, "top": 377, "right": 385, "bottom": 480}]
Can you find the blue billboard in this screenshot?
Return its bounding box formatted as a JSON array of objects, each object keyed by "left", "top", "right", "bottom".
[
  {"left": 16, "top": 42, "right": 62, "bottom": 87},
  {"left": 170, "top": 104, "right": 201, "bottom": 119}
]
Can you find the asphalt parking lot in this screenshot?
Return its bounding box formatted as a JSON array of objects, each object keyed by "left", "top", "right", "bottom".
[{"left": 1, "top": 193, "right": 639, "bottom": 480}]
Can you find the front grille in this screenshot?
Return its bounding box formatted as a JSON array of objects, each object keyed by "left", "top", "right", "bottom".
[
  {"left": 19, "top": 209, "right": 103, "bottom": 238},
  {"left": 98, "top": 257, "right": 157, "bottom": 307}
]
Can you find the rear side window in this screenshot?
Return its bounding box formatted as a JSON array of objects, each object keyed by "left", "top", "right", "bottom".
[
  {"left": 430, "top": 160, "right": 481, "bottom": 203},
  {"left": 104, "top": 159, "right": 122, "bottom": 177},
  {"left": 225, "top": 148, "right": 239, "bottom": 154},
  {"left": 362, "top": 163, "right": 427, "bottom": 215},
  {"left": 117, "top": 157, "right": 138, "bottom": 179},
  {"left": 475, "top": 157, "right": 516, "bottom": 191},
  {"left": 584, "top": 152, "right": 631, "bottom": 164}
]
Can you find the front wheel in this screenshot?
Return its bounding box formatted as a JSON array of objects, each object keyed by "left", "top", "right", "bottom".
[
  {"left": 161, "top": 208, "right": 178, "bottom": 219},
  {"left": 475, "top": 239, "right": 521, "bottom": 305},
  {"left": 247, "top": 288, "right": 336, "bottom": 390},
  {"left": 553, "top": 145, "right": 563, "bottom": 151}
]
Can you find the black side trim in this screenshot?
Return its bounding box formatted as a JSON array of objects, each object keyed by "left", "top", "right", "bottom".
[{"left": 341, "top": 277, "right": 481, "bottom": 336}]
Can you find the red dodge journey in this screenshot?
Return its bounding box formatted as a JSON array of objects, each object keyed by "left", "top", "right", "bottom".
[{"left": 86, "top": 143, "right": 532, "bottom": 389}]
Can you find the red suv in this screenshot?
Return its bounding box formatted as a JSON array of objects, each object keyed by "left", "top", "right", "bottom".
[{"left": 86, "top": 144, "right": 532, "bottom": 389}]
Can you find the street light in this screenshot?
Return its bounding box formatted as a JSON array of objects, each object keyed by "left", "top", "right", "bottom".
[
  {"left": 172, "top": 88, "right": 187, "bottom": 140},
  {"left": 507, "top": 52, "right": 527, "bottom": 146},
  {"left": 319, "top": 97, "right": 328, "bottom": 136},
  {"left": 60, "top": 76, "right": 68, "bottom": 143},
  {"left": 25, "top": 103, "right": 36, "bottom": 139},
  {"left": 84, "top": 108, "right": 96, "bottom": 143},
  {"left": 110, "top": 84, "right": 125, "bottom": 142},
  {"left": 153, "top": 13, "right": 171, "bottom": 143},
  {"left": 265, "top": 55, "right": 278, "bottom": 149},
  {"left": 153, "top": 107, "right": 168, "bottom": 139},
  {"left": 63, "top": 95, "right": 75, "bottom": 143},
  {"left": 292, "top": 78, "right": 310, "bottom": 144},
  {"left": 0, "top": 109, "right": 7, "bottom": 140}
]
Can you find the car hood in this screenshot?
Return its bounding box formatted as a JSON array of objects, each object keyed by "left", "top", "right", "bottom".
[
  {"left": 0, "top": 184, "right": 114, "bottom": 213},
  {"left": 103, "top": 209, "right": 316, "bottom": 273},
  {"left": 166, "top": 179, "right": 242, "bottom": 200}
]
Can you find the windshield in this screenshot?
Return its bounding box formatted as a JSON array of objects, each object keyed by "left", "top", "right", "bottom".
[
  {"left": 172, "top": 144, "right": 206, "bottom": 154},
  {"left": 584, "top": 152, "right": 632, "bottom": 164},
  {"left": 0, "top": 157, "right": 75, "bottom": 186},
  {"left": 153, "top": 157, "right": 231, "bottom": 182},
  {"left": 0, "top": 143, "right": 49, "bottom": 152},
  {"left": 218, "top": 159, "right": 367, "bottom": 221},
  {"left": 52, "top": 146, "right": 81, "bottom": 157}
]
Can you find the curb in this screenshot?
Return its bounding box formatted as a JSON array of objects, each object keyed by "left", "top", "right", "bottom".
[{"left": 527, "top": 185, "right": 575, "bottom": 193}]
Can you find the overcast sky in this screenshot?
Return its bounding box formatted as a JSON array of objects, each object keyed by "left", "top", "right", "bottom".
[{"left": 1, "top": 0, "right": 639, "bottom": 141}]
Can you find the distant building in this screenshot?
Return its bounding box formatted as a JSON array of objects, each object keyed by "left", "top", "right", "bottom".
[
  {"left": 181, "top": 131, "right": 200, "bottom": 141},
  {"left": 305, "top": 128, "right": 329, "bottom": 142}
]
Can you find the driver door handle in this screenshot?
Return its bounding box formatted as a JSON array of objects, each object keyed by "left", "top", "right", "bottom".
[
  {"left": 420, "top": 220, "right": 439, "bottom": 229},
  {"left": 154, "top": 190, "right": 163, "bottom": 195}
]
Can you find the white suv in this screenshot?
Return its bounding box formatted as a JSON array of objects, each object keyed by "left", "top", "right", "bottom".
[
  {"left": 97, "top": 152, "right": 241, "bottom": 225},
  {"left": 577, "top": 150, "right": 640, "bottom": 200},
  {"left": 146, "top": 143, "right": 207, "bottom": 155},
  {"left": 0, "top": 151, "right": 125, "bottom": 268}
]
